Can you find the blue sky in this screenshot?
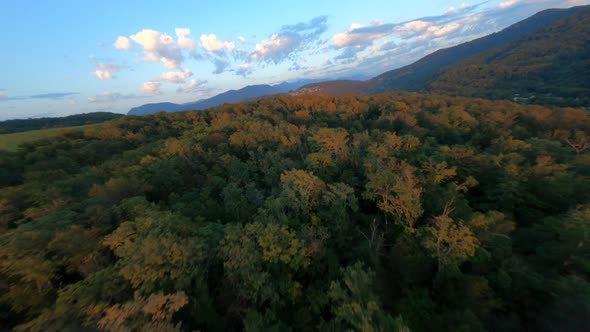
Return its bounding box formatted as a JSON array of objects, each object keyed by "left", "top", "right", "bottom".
[{"left": 0, "top": 0, "right": 587, "bottom": 120}]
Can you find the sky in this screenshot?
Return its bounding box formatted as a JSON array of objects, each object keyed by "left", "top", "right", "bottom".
[{"left": 0, "top": 0, "right": 588, "bottom": 120}]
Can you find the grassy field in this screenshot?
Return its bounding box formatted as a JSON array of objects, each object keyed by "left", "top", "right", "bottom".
[{"left": 0, "top": 124, "right": 101, "bottom": 152}]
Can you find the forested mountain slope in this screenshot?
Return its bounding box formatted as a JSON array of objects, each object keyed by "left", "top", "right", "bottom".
[
  {"left": 1, "top": 93, "right": 589, "bottom": 331},
  {"left": 428, "top": 5, "right": 590, "bottom": 107},
  {"left": 297, "top": 5, "right": 590, "bottom": 108},
  {"left": 369, "top": 5, "right": 588, "bottom": 93}
]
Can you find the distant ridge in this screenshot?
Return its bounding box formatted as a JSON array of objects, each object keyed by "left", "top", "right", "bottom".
[
  {"left": 128, "top": 80, "right": 322, "bottom": 116},
  {"left": 296, "top": 5, "right": 590, "bottom": 107}
]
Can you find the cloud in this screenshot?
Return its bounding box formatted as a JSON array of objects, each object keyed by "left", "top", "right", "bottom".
[
  {"left": 328, "top": 4, "right": 487, "bottom": 65},
  {"left": 142, "top": 81, "right": 162, "bottom": 95},
  {"left": 379, "top": 40, "right": 397, "bottom": 51},
  {"left": 88, "top": 91, "right": 143, "bottom": 103},
  {"left": 249, "top": 16, "right": 328, "bottom": 64},
  {"left": 176, "top": 28, "right": 197, "bottom": 50},
  {"left": 333, "top": 21, "right": 388, "bottom": 48},
  {"left": 421, "top": 22, "right": 461, "bottom": 39},
  {"left": 250, "top": 34, "right": 300, "bottom": 63},
  {"left": 94, "top": 70, "right": 113, "bottom": 80},
  {"left": 1, "top": 91, "right": 83, "bottom": 103},
  {"left": 213, "top": 58, "right": 230, "bottom": 74},
  {"left": 238, "top": 36, "right": 247, "bottom": 43},
  {"left": 30, "top": 92, "right": 79, "bottom": 100},
  {"left": 130, "top": 29, "right": 184, "bottom": 69},
  {"left": 90, "top": 56, "right": 126, "bottom": 80},
  {"left": 177, "top": 79, "right": 208, "bottom": 93},
  {"left": 159, "top": 69, "right": 193, "bottom": 83},
  {"left": 500, "top": 0, "right": 519, "bottom": 9},
  {"left": 114, "top": 36, "right": 132, "bottom": 50},
  {"left": 0, "top": 91, "right": 75, "bottom": 102},
  {"left": 236, "top": 64, "right": 253, "bottom": 77},
  {"left": 398, "top": 20, "right": 432, "bottom": 38},
  {"left": 200, "top": 34, "right": 235, "bottom": 54}
]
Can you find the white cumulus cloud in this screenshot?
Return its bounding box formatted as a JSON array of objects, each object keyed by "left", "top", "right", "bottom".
[
  {"left": 94, "top": 70, "right": 113, "bottom": 80},
  {"left": 176, "top": 28, "right": 197, "bottom": 50},
  {"left": 177, "top": 79, "right": 207, "bottom": 93},
  {"left": 160, "top": 69, "right": 193, "bottom": 83},
  {"left": 114, "top": 36, "right": 132, "bottom": 50},
  {"left": 90, "top": 56, "right": 126, "bottom": 80},
  {"left": 250, "top": 34, "right": 299, "bottom": 63},
  {"left": 238, "top": 36, "right": 247, "bottom": 43},
  {"left": 142, "top": 81, "right": 162, "bottom": 95},
  {"left": 500, "top": 0, "right": 519, "bottom": 9},
  {"left": 332, "top": 21, "right": 388, "bottom": 48},
  {"left": 200, "top": 34, "right": 236, "bottom": 53},
  {"left": 423, "top": 23, "right": 461, "bottom": 39},
  {"left": 130, "top": 29, "right": 184, "bottom": 69}
]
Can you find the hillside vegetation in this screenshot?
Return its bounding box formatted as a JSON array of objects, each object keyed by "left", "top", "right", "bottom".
[
  {"left": 1, "top": 94, "right": 589, "bottom": 331},
  {"left": 0, "top": 124, "right": 103, "bottom": 152}
]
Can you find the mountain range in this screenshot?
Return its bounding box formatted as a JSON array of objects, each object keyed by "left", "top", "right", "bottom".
[
  {"left": 297, "top": 5, "right": 590, "bottom": 107},
  {"left": 129, "top": 5, "right": 590, "bottom": 115},
  {"left": 127, "top": 80, "right": 323, "bottom": 115}
]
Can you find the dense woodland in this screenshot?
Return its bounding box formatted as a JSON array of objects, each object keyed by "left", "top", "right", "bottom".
[
  {"left": 0, "top": 93, "right": 589, "bottom": 331},
  {"left": 0, "top": 112, "right": 123, "bottom": 134}
]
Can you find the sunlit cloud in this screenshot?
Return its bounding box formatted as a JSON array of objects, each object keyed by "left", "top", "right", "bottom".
[
  {"left": 114, "top": 36, "right": 132, "bottom": 50},
  {"left": 142, "top": 81, "right": 162, "bottom": 95},
  {"left": 176, "top": 28, "right": 197, "bottom": 50},
  {"left": 249, "top": 16, "right": 328, "bottom": 64},
  {"left": 238, "top": 36, "right": 247, "bottom": 44},
  {"left": 130, "top": 29, "right": 184, "bottom": 69},
  {"left": 159, "top": 69, "right": 193, "bottom": 83},
  {"left": 177, "top": 79, "right": 208, "bottom": 93},
  {"left": 94, "top": 70, "right": 113, "bottom": 80},
  {"left": 200, "top": 34, "right": 236, "bottom": 54},
  {"left": 333, "top": 21, "right": 386, "bottom": 48},
  {"left": 90, "top": 56, "right": 126, "bottom": 80},
  {"left": 250, "top": 34, "right": 299, "bottom": 63},
  {"left": 500, "top": 0, "right": 519, "bottom": 8}
]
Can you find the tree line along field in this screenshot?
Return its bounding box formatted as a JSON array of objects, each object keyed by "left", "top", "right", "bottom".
[
  {"left": 0, "top": 93, "right": 589, "bottom": 331},
  {"left": 0, "top": 124, "right": 103, "bottom": 152}
]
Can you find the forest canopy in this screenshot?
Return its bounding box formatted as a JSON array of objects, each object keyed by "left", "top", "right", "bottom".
[{"left": 0, "top": 93, "right": 589, "bottom": 331}]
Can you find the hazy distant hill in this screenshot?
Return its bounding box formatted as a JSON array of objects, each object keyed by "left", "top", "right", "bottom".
[
  {"left": 0, "top": 112, "right": 123, "bottom": 134},
  {"left": 296, "top": 5, "right": 590, "bottom": 107},
  {"left": 128, "top": 80, "right": 322, "bottom": 116}
]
